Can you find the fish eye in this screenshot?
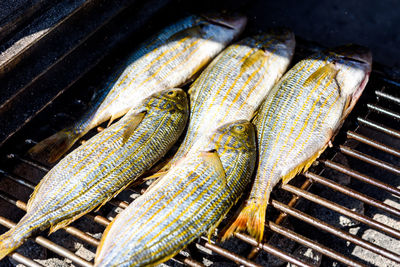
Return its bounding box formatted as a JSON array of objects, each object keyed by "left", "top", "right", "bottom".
[
  {"left": 167, "top": 91, "right": 177, "bottom": 97},
  {"left": 233, "top": 124, "right": 245, "bottom": 133}
]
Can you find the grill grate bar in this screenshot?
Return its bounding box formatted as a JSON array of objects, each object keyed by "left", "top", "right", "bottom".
[
  {"left": 198, "top": 238, "right": 263, "bottom": 267},
  {"left": 0, "top": 216, "right": 92, "bottom": 267},
  {"left": 321, "top": 159, "right": 400, "bottom": 197},
  {"left": 271, "top": 200, "right": 400, "bottom": 263},
  {"left": 281, "top": 184, "right": 400, "bottom": 239},
  {"left": 375, "top": 90, "right": 400, "bottom": 105},
  {"left": 339, "top": 145, "right": 400, "bottom": 175},
  {"left": 367, "top": 103, "right": 400, "bottom": 120},
  {"left": 357, "top": 117, "right": 400, "bottom": 138},
  {"left": 9, "top": 252, "right": 44, "bottom": 267},
  {"left": 7, "top": 153, "right": 49, "bottom": 172},
  {"left": 304, "top": 171, "right": 400, "bottom": 217},
  {"left": 267, "top": 221, "right": 367, "bottom": 267},
  {"left": 347, "top": 131, "right": 400, "bottom": 157},
  {"left": 234, "top": 233, "right": 314, "bottom": 267},
  {"left": 0, "top": 169, "right": 36, "bottom": 190}
]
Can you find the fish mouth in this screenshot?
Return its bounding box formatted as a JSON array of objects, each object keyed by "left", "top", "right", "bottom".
[
  {"left": 332, "top": 44, "right": 372, "bottom": 67},
  {"left": 201, "top": 12, "right": 247, "bottom": 31}
]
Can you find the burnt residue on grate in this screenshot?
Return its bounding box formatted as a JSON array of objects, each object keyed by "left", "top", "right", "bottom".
[{"left": 0, "top": 1, "right": 399, "bottom": 267}]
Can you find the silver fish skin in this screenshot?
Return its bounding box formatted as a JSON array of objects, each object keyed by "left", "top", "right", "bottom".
[
  {"left": 95, "top": 120, "right": 256, "bottom": 267},
  {"left": 0, "top": 88, "right": 189, "bottom": 259},
  {"left": 163, "top": 29, "right": 295, "bottom": 171},
  {"left": 224, "top": 44, "right": 372, "bottom": 242},
  {"left": 29, "top": 13, "right": 247, "bottom": 163}
]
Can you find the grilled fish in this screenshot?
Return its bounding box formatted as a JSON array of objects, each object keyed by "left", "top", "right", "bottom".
[
  {"left": 29, "top": 13, "right": 247, "bottom": 163},
  {"left": 0, "top": 88, "right": 189, "bottom": 259},
  {"left": 95, "top": 120, "right": 256, "bottom": 267},
  {"left": 156, "top": 29, "right": 295, "bottom": 174},
  {"left": 224, "top": 44, "right": 372, "bottom": 242}
]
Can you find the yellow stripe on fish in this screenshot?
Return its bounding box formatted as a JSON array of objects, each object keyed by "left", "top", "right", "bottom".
[
  {"left": 29, "top": 14, "right": 247, "bottom": 163},
  {"left": 95, "top": 120, "right": 256, "bottom": 267},
  {"left": 0, "top": 88, "right": 189, "bottom": 259},
  {"left": 157, "top": 29, "right": 296, "bottom": 174},
  {"left": 224, "top": 44, "right": 372, "bottom": 242}
]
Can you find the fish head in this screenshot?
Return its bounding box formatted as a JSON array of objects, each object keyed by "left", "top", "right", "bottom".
[
  {"left": 148, "top": 88, "right": 189, "bottom": 114},
  {"left": 210, "top": 120, "right": 256, "bottom": 154},
  {"left": 238, "top": 28, "right": 295, "bottom": 74},
  {"left": 199, "top": 12, "right": 247, "bottom": 43},
  {"left": 328, "top": 44, "right": 372, "bottom": 110},
  {"left": 259, "top": 28, "right": 296, "bottom": 55}
]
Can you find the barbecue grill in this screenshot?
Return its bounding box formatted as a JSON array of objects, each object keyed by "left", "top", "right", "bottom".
[{"left": 0, "top": 1, "right": 399, "bottom": 266}]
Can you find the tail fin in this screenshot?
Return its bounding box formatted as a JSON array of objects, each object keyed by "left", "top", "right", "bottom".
[
  {"left": 28, "top": 129, "right": 82, "bottom": 163},
  {"left": 0, "top": 224, "right": 30, "bottom": 260},
  {"left": 222, "top": 201, "right": 266, "bottom": 242}
]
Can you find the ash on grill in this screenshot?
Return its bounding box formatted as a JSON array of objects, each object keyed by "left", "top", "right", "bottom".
[{"left": 0, "top": 1, "right": 399, "bottom": 267}]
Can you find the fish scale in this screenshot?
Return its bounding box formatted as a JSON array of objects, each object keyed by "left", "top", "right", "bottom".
[
  {"left": 162, "top": 30, "right": 296, "bottom": 171},
  {"left": 29, "top": 14, "right": 246, "bottom": 163},
  {"left": 0, "top": 88, "right": 189, "bottom": 259},
  {"left": 224, "top": 44, "right": 372, "bottom": 242},
  {"left": 95, "top": 120, "right": 256, "bottom": 267}
]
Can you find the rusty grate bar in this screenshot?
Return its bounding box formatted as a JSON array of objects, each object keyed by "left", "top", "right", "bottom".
[
  {"left": 198, "top": 238, "right": 262, "bottom": 267},
  {"left": 357, "top": 117, "right": 400, "bottom": 139},
  {"left": 321, "top": 159, "right": 400, "bottom": 197},
  {"left": 347, "top": 131, "right": 400, "bottom": 158},
  {"left": 339, "top": 145, "right": 400, "bottom": 175},
  {"left": 9, "top": 252, "right": 44, "bottom": 267},
  {"left": 233, "top": 233, "right": 314, "bottom": 267},
  {"left": 367, "top": 103, "right": 400, "bottom": 120},
  {"left": 281, "top": 183, "right": 400, "bottom": 239},
  {"left": 304, "top": 171, "right": 400, "bottom": 217},
  {"left": 271, "top": 200, "right": 400, "bottom": 263},
  {"left": 376, "top": 90, "right": 400, "bottom": 105}
]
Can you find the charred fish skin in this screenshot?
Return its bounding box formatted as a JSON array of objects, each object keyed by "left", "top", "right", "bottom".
[
  {"left": 224, "top": 44, "right": 372, "bottom": 242},
  {"left": 0, "top": 88, "right": 189, "bottom": 259},
  {"left": 164, "top": 29, "right": 295, "bottom": 170},
  {"left": 28, "top": 14, "right": 247, "bottom": 163},
  {"left": 95, "top": 120, "right": 256, "bottom": 267}
]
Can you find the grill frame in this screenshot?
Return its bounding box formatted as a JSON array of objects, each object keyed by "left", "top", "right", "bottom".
[{"left": 0, "top": 1, "right": 399, "bottom": 266}]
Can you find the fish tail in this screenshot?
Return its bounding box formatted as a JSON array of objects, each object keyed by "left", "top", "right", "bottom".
[
  {"left": 222, "top": 200, "right": 266, "bottom": 242},
  {"left": 0, "top": 228, "right": 25, "bottom": 260},
  {"left": 0, "top": 214, "right": 40, "bottom": 260},
  {"left": 28, "top": 129, "right": 82, "bottom": 163}
]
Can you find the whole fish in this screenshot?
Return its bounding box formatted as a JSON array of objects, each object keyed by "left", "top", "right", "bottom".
[
  {"left": 0, "top": 88, "right": 189, "bottom": 259},
  {"left": 94, "top": 120, "right": 256, "bottom": 267},
  {"left": 29, "top": 13, "right": 247, "bottom": 163},
  {"left": 156, "top": 29, "right": 295, "bottom": 174},
  {"left": 224, "top": 44, "right": 372, "bottom": 242}
]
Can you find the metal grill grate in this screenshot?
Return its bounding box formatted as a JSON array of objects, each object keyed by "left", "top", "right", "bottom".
[{"left": 0, "top": 1, "right": 399, "bottom": 266}]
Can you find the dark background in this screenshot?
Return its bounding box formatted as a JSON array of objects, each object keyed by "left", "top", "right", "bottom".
[{"left": 181, "top": 0, "right": 400, "bottom": 68}]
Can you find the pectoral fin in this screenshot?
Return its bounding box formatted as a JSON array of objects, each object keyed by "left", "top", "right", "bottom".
[
  {"left": 200, "top": 150, "right": 226, "bottom": 186},
  {"left": 281, "top": 142, "right": 329, "bottom": 184},
  {"left": 303, "top": 63, "right": 338, "bottom": 88},
  {"left": 122, "top": 111, "right": 146, "bottom": 143}
]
